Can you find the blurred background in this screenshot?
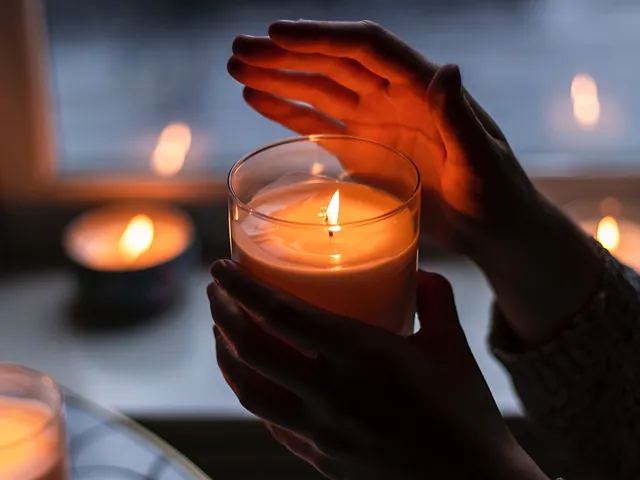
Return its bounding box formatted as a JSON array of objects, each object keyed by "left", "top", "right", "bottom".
[
  {"left": 0, "top": 0, "right": 638, "bottom": 478},
  {"left": 45, "top": 0, "right": 640, "bottom": 176}
]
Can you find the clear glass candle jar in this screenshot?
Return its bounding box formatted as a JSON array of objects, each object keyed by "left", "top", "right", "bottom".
[
  {"left": 228, "top": 135, "right": 421, "bottom": 335},
  {"left": 0, "top": 364, "right": 68, "bottom": 480}
]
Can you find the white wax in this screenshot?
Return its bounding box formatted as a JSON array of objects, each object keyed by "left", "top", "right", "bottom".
[
  {"left": 0, "top": 397, "right": 66, "bottom": 480},
  {"left": 231, "top": 181, "right": 419, "bottom": 335},
  {"left": 580, "top": 218, "right": 640, "bottom": 272}
]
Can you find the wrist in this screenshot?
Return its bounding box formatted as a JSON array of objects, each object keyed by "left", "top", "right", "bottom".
[
  {"left": 471, "top": 197, "right": 604, "bottom": 345},
  {"left": 469, "top": 429, "right": 549, "bottom": 480},
  {"left": 493, "top": 438, "right": 550, "bottom": 480}
]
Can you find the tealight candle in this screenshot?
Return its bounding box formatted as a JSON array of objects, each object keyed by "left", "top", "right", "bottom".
[
  {"left": 566, "top": 198, "right": 640, "bottom": 272},
  {"left": 0, "top": 364, "right": 68, "bottom": 480},
  {"left": 63, "top": 204, "right": 196, "bottom": 317},
  {"left": 228, "top": 136, "right": 421, "bottom": 335}
]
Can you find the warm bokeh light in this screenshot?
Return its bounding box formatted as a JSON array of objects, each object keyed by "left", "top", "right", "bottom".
[
  {"left": 310, "top": 162, "right": 324, "bottom": 176},
  {"left": 573, "top": 95, "right": 601, "bottom": 128},
  {"left": 571, "top": 73, "right": 598, "bottom": 100},
  {"left": 326, "top": 189, "right": 341, "bottom": 233},
  {"left": 151, "top": 122, "right": 192, "bottom": 177},
  {"left": 571, "top": 73, "right": 600, "bottom": 128},
  {"left": 596, "top": 215, "right": 620, "bottom": 252},
  {"left": 118, "top": 215, "right": 154, "bottom": 260}
]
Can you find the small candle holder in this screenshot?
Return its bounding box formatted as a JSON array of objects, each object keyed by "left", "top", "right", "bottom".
[
  {"left": 228, "top": 135, "right": 421, "bottom": 335},
  {"left": 63, "top": 203, "right": 197, "bottom": 325},
  {"left": 565, "top": 197, "right": 640, "bottom": 272},
  {"left": 0, "top": 364, "right": 68, "bottom": 479}
]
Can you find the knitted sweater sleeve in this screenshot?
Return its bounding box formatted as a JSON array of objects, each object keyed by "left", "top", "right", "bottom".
[{"left": 489, "top": 248, "right": 640, "bottom": 479}]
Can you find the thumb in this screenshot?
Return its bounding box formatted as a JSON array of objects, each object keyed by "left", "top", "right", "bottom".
[
  {"left": 426, "top": 64, "right": 494, "bottom": 173},
  {"left": 410, "top": 270, "right": 465, "bottom": 349}
]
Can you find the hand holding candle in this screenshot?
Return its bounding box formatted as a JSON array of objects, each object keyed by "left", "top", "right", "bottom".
[
  {"left": 209, "top": 266, "right": 547, "bottom": 480},
  {"left": 228, "top": 136, "right": 420, "bottom": 335}
]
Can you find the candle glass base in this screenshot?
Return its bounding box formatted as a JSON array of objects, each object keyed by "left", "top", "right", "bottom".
[
  {"left": 228, "top": 135, "right": 421, "bottom": 335},
  {"left": 0, "top": 364, "right": 68, "bottom": 480}
]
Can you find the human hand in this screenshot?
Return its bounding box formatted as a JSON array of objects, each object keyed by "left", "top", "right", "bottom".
[
  {"left": 228, "top": 20, "right": 604, "bottom": 345},
  {"left": 228, "top": 20, "right": 541, "bottom": 256},
  {"left": 208, "top": 260, "right": 547, "bottom": 480}
]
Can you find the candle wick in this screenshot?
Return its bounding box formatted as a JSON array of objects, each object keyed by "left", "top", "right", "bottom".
[{"left": 323, "top": 212, "right": 335, "bottom": 237}]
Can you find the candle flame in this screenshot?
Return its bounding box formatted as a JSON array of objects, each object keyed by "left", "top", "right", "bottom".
[
  {"left": 152, "top": 122, "right": 192, "bottom": 177},
  {"left": 571, "top": 73, "right": 600, "bottom": 129},
  {"left": 118, "top": 215, "right": 154, "bottom": 261},
  {"left": 326, "top": 189, "right": 341, "bottom": 233},
  {"left": 596, "top": 215, "right": 619, "bottom": 252}
]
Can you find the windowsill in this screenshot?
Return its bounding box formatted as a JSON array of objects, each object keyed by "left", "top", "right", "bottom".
[{"left": 0, "top": 258, "right": 522, "bottom": 418}]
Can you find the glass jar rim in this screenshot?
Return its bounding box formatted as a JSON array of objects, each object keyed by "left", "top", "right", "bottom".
[
  {"left": 0, "top": 363, "right": 63, "bottom": 450},
  {"left": 227, "top": 135, "right": 421, "bottom": 228}
]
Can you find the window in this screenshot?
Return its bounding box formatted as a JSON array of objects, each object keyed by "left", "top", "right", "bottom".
[
  {"left": 41, "top": 0, "right": 640, "bottom": 177},
  {"left": 2, "top": 0, "right": 640, "bottom": 261}
]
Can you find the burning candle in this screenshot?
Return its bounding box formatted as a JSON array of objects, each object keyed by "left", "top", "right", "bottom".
[
  {"left": 0, "top": 365, "right": 68, "bottom": 480},
  {"left": 582, "top": 214, "right": 640, "bottom": 272},
  {"left": 64, "top": 206, "right": 193, "bottom": 271},
  {"left": 567, "top": 198, "right": 640, "bottom": 272},
  {"left": 63, "top": 204, "right": 196, "bottom": 317},
  {"left": 229, "top": 136, "right": 420, "bottom": 335}
]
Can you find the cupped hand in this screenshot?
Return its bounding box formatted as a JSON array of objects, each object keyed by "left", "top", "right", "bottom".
[
  {"left": 208, "top": 260, "right": 547, "bottom": 480},
  {"left": 227, "top": 20, "right": 542, "bottom": 255}
]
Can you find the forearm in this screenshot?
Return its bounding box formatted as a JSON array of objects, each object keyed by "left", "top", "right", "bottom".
[
  {"left": 489, "top": 251, "right": 640, "bottom": 478},
  {"left": 471, "top": 196, "right": 604, "bottom": 346}
]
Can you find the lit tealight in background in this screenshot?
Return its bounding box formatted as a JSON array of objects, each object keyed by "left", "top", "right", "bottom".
[
  {"left": 571, "top": 73, "right": 600, "bottom": 129},
  {"left": 567, "top": 197, "right": 640, "bottom": 273},
  {"left": 545, "top": 72, "right": 625, "bottom": 174},
  {"left": 62, "top": 122, "right": 198, "bottom": 324},
  {"left": 151, "top": 122, "right": 192, "bottom": 177}
]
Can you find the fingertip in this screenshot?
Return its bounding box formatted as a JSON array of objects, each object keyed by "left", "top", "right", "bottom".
[
  {"left": 416, "top": 270, "right": 456, "bottom": 321},
  {"left": 243, "top": 88, "right": 291, "bottom": 116},
  {"left": 232, "top": 35, "right": 252, "bottom": 53},
  {"left": 226, "top": 55, "right": 246, "bottom": 76},
  {"left": 206, "top": 279, "right": 219, "bottom": 300},
  {"left": 210, "top": 259, "right": 236, "bottom": 278},
  {"left": 415, "top": 270, "right": 461, "bottom": 340},
  {"left": 233, "top": 35, "right": 275, "bottom": 57},
  {"left": 438, "top": 64, "right": 462, "bottom": 94},
  {"left": 269, "top": 20, "right": 296, "bottom": 37},
  {"left": 242, "top": 86, "right": 261, "bottom": 102},
  {"left": 416, "top": 270, "right": 454, "bottom": 300}
]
